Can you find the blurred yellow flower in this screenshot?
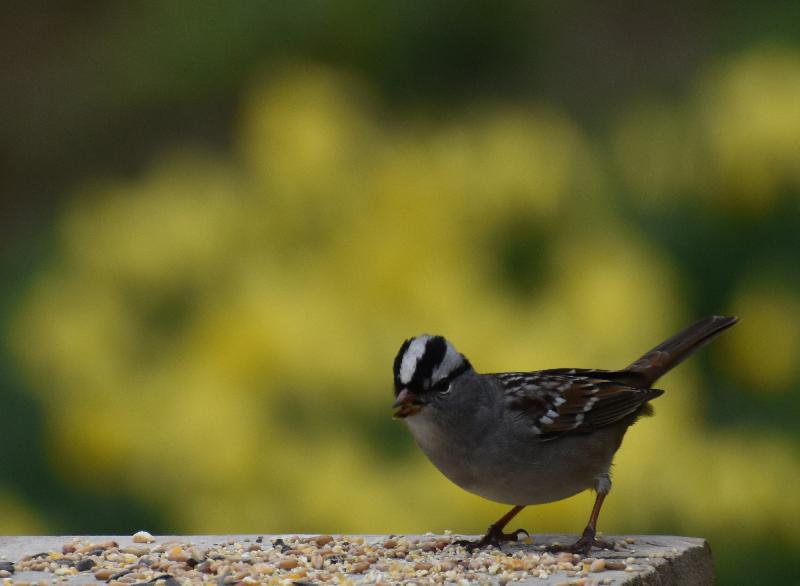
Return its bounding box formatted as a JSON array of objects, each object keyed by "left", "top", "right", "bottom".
[
  {"left": 9, "top": 62, "right": 800, "bottom": 546},
  {"left": 614, "top": 45, "right": 800, "bottom": 213},
  {"left": 699, "top": 46, "right": 800, "bottom": 211}
]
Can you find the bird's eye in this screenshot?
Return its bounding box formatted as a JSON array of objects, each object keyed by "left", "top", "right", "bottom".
[{"left": 432, "top": 379, "right": 451, "bottom": 394}]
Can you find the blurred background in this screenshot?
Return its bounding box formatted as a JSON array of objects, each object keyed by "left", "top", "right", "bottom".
[{"left": 1, "top": 2, "right": 799, "bottom": 583}]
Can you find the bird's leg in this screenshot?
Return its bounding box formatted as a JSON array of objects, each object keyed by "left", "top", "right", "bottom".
[
  {"left": 456, "top": 505, "right": 528, "bottom": 550},
  {"left": 549, "top": 475, "right": 615, "bottom": 556}
]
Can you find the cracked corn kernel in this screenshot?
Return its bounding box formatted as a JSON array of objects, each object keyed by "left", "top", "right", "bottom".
[
  {"left": 166, "top": 546, "right": 190, "bottom": 562},
  {"left": 132, "top": 531, "right": 156, "bottom": 543},
  {"left": 93, "top": 568, "right": 115, "bottom": 580},
  {"left": 590, "top": 558, "right": 606, "bottom": 572},
  {"left": 278, "top": 558, "right": 299, "bottom": 570}
]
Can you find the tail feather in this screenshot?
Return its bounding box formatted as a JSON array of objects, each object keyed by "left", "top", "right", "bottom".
[{"left": 621, "top": 315, "right": 738, "bottom": 388}]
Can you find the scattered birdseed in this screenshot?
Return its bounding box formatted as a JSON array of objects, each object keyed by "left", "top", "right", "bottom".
[{"left": 6, "top": 534, "right": 645, "bottom": 585}]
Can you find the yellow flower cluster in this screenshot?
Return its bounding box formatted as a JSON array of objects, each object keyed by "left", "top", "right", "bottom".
[{"left": 8, "top": 53, "right": 800, "bottom": 541}]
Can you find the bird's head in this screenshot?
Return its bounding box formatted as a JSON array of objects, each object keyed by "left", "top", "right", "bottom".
[{"left": 392, "top": 334, "right": 472, "bottom": 418}]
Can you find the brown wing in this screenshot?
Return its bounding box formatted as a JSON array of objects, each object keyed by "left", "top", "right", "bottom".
[{"left": 495, "top": 371, "right": 663, "bottom": 440}]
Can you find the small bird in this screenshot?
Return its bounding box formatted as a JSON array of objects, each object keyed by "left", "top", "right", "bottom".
[{"left": 392, "top": 315, "right": 738, "bottom": 554}]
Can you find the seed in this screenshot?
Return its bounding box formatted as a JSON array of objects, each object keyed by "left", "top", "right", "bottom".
[
  {"left": 132, "top": 531, "right": 155, "bottom": 544},
  {"left": 590, "top": 559, "right": 606, "bottom": 572},
  {"left": 120, "top": 546, "right": 149, "bottom": 556},
  {"left": 75, "top": 559, "right": 95, "bottom": 572},
  {"left": 314, "top": 535, "right": 334, "bottom": 546},
  {"left": 285, "top": 549, "right": 304, "bottom": 556},
  {"left": 414, "top": 562, "right": 433, "bottom": 571},
  {"left": 278, "top": 558, "right": 298, "bottom": 570},
  {"left": 352, "top": 561, "right": 370, "bottom": 573},
  {"left": 197, "top": 560, "right": 217, "bottom": 574},
  {"left": 93, "top": 568, "right": 115, "bottom": 580},
  {"left": 188, "top": 547, "right": 207, "bottom": 562},
  {"left": 165, "top": 547, "right": 188, "bottom": 562},
  {"left": 605, "top": 561, "right": 626, "bottom": 570},
  {"left": 108, "top": 569, "right": 132, "bottom": 580},
  {"left": 382, "top": 538, "right": 396, "bottom": 548}
]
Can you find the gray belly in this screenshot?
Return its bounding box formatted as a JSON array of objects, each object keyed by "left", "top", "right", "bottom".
[{"left": 407, "top": 414, "right": 621, "bottom": 506}]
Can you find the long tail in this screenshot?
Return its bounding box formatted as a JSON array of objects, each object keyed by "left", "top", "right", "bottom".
[{"left": 621, "top": 315, "right": 739, "bottom": 388}]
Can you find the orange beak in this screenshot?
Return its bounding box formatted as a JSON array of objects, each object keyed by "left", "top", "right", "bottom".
[{"left": 392, "top": 388, "right": 423, "bottom": 419}]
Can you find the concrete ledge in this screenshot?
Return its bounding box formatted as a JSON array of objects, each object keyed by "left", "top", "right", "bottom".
[{"left": 0, "top": 534, "right": 712, "bottom": 585}]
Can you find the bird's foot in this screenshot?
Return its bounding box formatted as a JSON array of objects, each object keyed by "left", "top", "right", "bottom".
[
  {"left": 546, "top": 530, "right": 614, "bottom": 557},
  {"left": 455, "top": 525, "right": 529, "bottom": 551}
]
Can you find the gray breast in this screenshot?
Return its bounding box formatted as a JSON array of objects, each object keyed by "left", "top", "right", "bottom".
[{"left": 404, "top": 374, "right": 620, "bottom": 505}]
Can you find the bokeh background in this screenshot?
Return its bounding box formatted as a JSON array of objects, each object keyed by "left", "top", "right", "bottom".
[{"left": 2, "top": 3, "right": 799, "bottom": 583}]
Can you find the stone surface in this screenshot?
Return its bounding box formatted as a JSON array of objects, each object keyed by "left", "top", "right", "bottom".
[{"left": 0, "top": 534, "right": 712, "bottom": 584}]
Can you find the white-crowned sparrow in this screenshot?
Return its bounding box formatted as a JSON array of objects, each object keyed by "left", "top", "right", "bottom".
[{"left": 392, "top": 315, "right": 738, "bottom": 554}]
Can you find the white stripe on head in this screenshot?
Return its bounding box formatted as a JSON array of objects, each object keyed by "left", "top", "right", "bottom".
[
  {"left": 432, "top": 340, "right": 464, "bottom": 383},
  {"left": 399, "top": 335, "right": 432, "bottom": 385}
]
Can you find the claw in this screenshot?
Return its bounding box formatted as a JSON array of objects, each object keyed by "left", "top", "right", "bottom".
[
  {"left": 457, "top": 505, "right": 529, "bottom": 551},
  {"left": 456, "top": 525, "right": 530, "bottom": 551},
  {"left": 547, "top": 491, "right": 613, "bottom": 557},
  {"left": 546, "top": 534, "right": 614, "bottom": 557}
]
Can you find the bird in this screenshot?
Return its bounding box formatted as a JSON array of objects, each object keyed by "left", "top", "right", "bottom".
[{"left": 391, "top": 315, "right": 738, "bottom": 554}]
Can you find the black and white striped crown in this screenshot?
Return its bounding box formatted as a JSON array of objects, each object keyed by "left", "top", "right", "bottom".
[{"left": 393, "top": 335, "right": 472, "bottom": 395}]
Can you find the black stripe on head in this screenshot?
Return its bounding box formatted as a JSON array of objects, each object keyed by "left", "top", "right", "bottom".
[
  {"left": 435, "top": 358, "right": 472, "bottom": 390},
  {"left": 393, "top": 338, "right": 412, "bottom": 395},
  {"left": 410, "top": 336, "right": 448, "bottom": 392}
]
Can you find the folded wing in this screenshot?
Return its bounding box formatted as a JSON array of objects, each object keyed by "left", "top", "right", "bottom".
[{"left": 496, "top": 371, "right": 663, "bottom": 440}]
